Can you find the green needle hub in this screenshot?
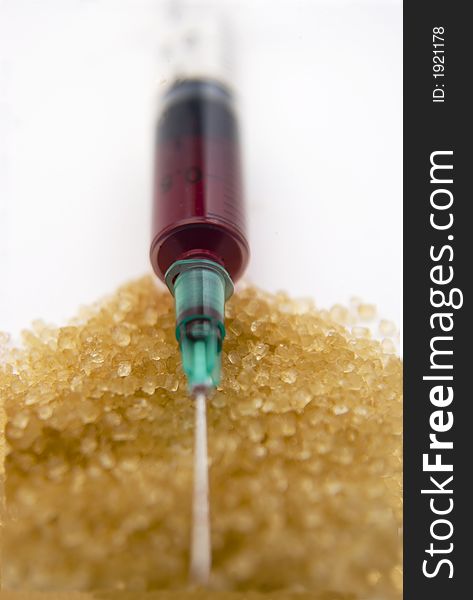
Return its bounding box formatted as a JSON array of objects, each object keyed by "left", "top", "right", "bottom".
[{"left": 165, "top": 259, "right": 233, "bottom": 393}]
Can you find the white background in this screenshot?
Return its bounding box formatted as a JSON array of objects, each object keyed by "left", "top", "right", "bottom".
[{"left": 0, "top": 0, "right": 402, "bottom": 338}]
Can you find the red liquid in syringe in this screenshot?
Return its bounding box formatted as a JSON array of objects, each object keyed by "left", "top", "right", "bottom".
[{"left": 150, "top": 80, "right": 249, "bottom": 284}]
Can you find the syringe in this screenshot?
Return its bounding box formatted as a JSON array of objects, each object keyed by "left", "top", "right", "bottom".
[
  {"left": 149, "top": 10, "right": 249, "bottom": 585},
  {"left": 150, "top": 78, "right": 249, "bottom": 395}
]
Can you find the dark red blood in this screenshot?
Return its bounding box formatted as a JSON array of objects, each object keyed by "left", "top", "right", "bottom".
[{"left": 150, "top": 80, "right": 249, "bottom": 283}]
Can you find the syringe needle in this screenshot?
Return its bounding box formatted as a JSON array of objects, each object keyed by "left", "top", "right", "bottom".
[{"left": 190, "top": 391, "right": 211, "bottom": 585}]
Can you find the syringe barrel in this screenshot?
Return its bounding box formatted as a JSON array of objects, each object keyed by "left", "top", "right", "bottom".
[{"left": 150, "top": 79, "right": 249, "bottom": 284}]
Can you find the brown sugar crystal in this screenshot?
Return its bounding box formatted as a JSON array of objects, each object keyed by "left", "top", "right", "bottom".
[{"left": 0, "top": 276, "right": 402, "bottom": 598}]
